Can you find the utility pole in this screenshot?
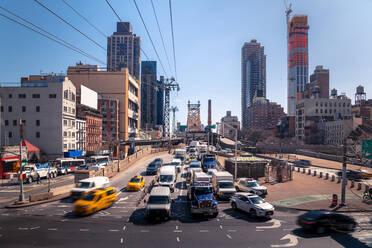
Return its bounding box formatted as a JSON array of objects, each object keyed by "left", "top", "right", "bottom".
[
  {"left": 341, "top": 138, "right": 347, "bottom": 206},
  {"left": 18, "top": 118, "right": 25, "bottom": 202}
]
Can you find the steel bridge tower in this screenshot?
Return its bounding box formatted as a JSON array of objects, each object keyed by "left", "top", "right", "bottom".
[
  {"left": 162, "top": 77, "right": 180, "bottom": 137},
  {"left": 187, "top": 100, "right": 202, "bottom": 132}
]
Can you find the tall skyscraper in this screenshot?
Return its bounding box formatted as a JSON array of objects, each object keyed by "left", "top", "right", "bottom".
[
  {"left": 156, "top": 76, "right": 165, "bottom": 126},
  {"left": 241, "top": 39, "right": 266, "bottom": 128},
  {"left": 287, "top": 15, "right": 309, "bottom": 116},
  {"left": 141, "top": 61, "right": 158, "bottom": 129},
  {"left": 107, "top": 22, "right": 141, "bottom": 80}
]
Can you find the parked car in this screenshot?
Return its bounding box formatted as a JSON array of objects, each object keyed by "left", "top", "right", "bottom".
[
  {"left": 230, "top": 193, "right": 274, "bottom": 218},
  {"left": 297, "top": 210, "right": 356, "bottom": 234},
  {"left": 74, "top": 187, "right": 117, "bottom": 216},
  {"left": 126, "top": 175, "right": 145, "bottom": 191},
  {"left": 234, "top": 178, "right": 267, "bottom": 196},
  {"left": 294, "top": 159, "right": 311, "bottom": 167}
]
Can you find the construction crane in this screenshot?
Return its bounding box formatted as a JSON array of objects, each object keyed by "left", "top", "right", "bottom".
[
  {"left": 160, "top": 77, "right": 180, "bottom": 137},
  {"left": 284, "top": 0, "right": 294, "bottom": 114},
  {"left": 170, "top": 106, "right": 178, "bottom": 137}
]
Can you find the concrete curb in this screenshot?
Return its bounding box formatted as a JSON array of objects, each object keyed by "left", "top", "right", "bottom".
[{"left": 4, "top": 193, "right": 70, "bottom": 209}]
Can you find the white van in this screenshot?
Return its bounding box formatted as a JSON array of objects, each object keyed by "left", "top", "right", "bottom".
[
  {"left": 70, "top": 176, "right": 110, "bottom": 200},
  {"left": 146, "top": 186, "right": 172, "bottom": 220},
  {"left": 171, "top": 158, "right": 182, "bottom": 173},
  {"left": 158, "top": 166, "right": 176, "bottom": 192}
]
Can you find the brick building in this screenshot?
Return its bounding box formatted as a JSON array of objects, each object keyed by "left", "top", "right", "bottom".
[
  {"left": 76, "top": 104, "right": 102, "bottom": 153},
  {"left": 245, "top": 97, "right": 285, "bottom": 130}
]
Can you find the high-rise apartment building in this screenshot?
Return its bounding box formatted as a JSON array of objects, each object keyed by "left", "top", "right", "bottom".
[
  {"left": 288, "top": 15, "right": 309, "bottom": 116},
  {"left": 309, "top": 65, "right": 329, "bottom": 99},
  {"left": 156, "top": 76, "right": 165, "bottom": 126},
  {"left": 107, "top": 22, "right": 141, "bottom": 80},
  {"left": 241, "top": 40, "right": 266, "bottom": 128},
  {"left": 141, "top": 61, "right": 157, "bottom": 129}
]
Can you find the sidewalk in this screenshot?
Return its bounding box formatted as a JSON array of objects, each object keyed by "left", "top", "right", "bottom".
[{"left": 263, "top": 171, "right": 372, "bottom": 212}]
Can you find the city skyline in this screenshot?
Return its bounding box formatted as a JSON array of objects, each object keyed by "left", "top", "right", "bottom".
[{"left": 0, "top": 0, "right": 372, "bottom": 125}]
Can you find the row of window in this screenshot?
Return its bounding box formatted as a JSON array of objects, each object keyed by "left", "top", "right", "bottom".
[
  {"left": 4, "top": 119, "right": 40, "bottom": 126},
  {"left": 1, "top": 106, "right": 40, "bottom": 113},
  {"left": 63, "top": 106, "right": 75, "bottom": 114},
  {"left": 7, "top": 93, "right": 57, "bottom": 99},
  {"left": 315, "top": 102, "right": 350, "bottom": 108},
  {"left": 7, "top": 131, "right": 40, "bottom": 138},
  {"left": 63, "top": 119, "right": 75, "bottom": 127},
  {"left": 63, "top": 90, "right": 76, "bottom": 101},
  {"left": 314, "top": 109, "right": 350, "bottom": 114}
]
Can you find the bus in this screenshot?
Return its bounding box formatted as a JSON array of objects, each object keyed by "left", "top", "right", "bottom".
[
  {"left": 53, "top": 158, "right": 85, "bottom": 175},
  {"left": 90, "top": 155, "right": 111, "bottom": 167}
]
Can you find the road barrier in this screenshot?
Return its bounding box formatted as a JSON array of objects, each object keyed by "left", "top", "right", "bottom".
[
  {"left": 365, "top": 185, "right": 370, "bottom": 193},
  {"left": 297, "top": 167, "right": 300, "bottom": 172},
  {"left": 319, "top": 172, "right": 323, "bottom": 178},
  {"left": 308, "top": 169, "right": 311, "bottom": 175},
  {"left": 325, "top": 173, "right": 329, "bottom": 180},
  {"left": 29, "top": 192, "right": 53, "bottom": 202},
  {"left": 337, "top": 177, "right": 341, "bottom": 183},
  {"left": 313, "top": 171, "right": 317, "bottom": 176},
  {"left": 331, "top": 175, "right": 335, "bottom": 182},
  {"left": 302, "top": 168, "right": 306, "bottom": 173},
  {"left": 350, "top": 180, "right": 354, "bottom": 188}
]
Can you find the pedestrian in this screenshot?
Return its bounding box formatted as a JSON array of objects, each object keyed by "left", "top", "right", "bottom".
[{"left": 36, "top": 174, "right": 41, "bottom": 184}]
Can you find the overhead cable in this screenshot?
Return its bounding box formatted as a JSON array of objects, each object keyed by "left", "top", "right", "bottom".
[
  {"left": 133, "top": 0, "right": 168, "bottom": 77},
  {"left": 169, "top": 0, "right": 177, "bottom": 79},
  {"left": 34, "top": 0, "right": 106, "bottom": 51}
]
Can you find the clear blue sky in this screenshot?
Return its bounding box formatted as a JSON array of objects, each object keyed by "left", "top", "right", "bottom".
[{"left": 1, "top": 0, "right": 372, "bottom": 126}]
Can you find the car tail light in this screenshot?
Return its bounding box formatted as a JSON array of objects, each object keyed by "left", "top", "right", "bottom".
[{"left": 304, "top": 221, "right": 314, "bottom": 225}]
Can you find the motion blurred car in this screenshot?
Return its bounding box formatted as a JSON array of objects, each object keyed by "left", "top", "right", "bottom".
[
  {"left": 146, "top": 162, "right": 160, "bottom": 175},
  {"left": 74, "top": 187, "right": 117, "bottom": 216},
  {"left": 297, "top": 210, "right": 356, "bottom": 234},
  {"left": 336, "top": 170, "right": 364, "bottom": 180},
  {"left": 230, "top": 193, "right": 274, "bottom": 218},
  {"left": 126, "top": 175, "right": 145, "bottom": 191},
  {"left": 293, "top": 159, "right": 311, "bottom": 167}
]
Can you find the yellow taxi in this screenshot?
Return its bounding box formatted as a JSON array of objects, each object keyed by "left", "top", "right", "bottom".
[
  {"left": 74, "top": 187, "right": 117, "bottom": 216},
  {"left": 126, "top": 175, "right": 145, "bottom": 191}
]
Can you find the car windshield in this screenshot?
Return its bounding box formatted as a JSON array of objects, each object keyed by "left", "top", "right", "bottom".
[
  {"left": 148, "top": 164, "right": 156, "bottom": 168},
  {"left": 148, "top": 195, "right": 170, "bottom": 204},
  {"left": 219, "top": 182, "right": 234, "bottom": 188},
  {"left": 190, "top": 163, "right": 200, "bottom": 168},
  {"left": 82, "top": 193, "right": 96, "bottom": 201},
  {"left": 130, "top": 178, "right": 141, "bottom": 183},
  {"left": 250, "top": 196, "right": 265, "bottom": 204},
  {"left": 24, "top": 167, "right": 32, "bottom": 171},
  {"left": 195, "top": 187, "right": 212, "bottom": 195},
  {"left": 77, "top": 182, "right": 92, "bottom": 188},
  {"left": 204, "top": 157, "right": 214, "bottom": 162},
  {"left": 159, "top": 175, "right": 173, "bottom": 182},
  {"left": 247, "top": 182, "right": 260, "bottom": 187}
]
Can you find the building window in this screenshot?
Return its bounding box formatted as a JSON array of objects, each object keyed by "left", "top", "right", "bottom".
[
  {"left": 13, "top": 120, "right": 17, "bottom": 126},
  {"left": 64, "top": 90, "right": 68, "bottom": 99},
  {"left": 72, "top": 121, "right": 75, "bottom": 127},
  {"left": 36, "top": 120, "right": 40, "bottom": 126},
  {"left": 8, "top": 132, "right": 12, "bottom": 138},
  {"left": 64, "top": 144, "right": 67, "bottom": 149},
  {"left": 8, "top": 94, "right": 12, "bottom": 99},
  {"left": 36, "top": 132, "right": 40, "bottom": 138},
  {"left": 320, "top": 109, "right": 323, "bottom": 113},
  {"left": 0, "top": 106, "right": 3, "bottom": 112},
  {"left": 22, "top": 106, "right": 26, "bottom": 112},
  {"left": 64, "top": 131, "right": 67, "bottom": 137},
  {"left": 64, "top": 106, "right": 67, "bottom": 112},
  {"left": 36, "top": 106, "right": 40, "bottom": 112},
  {"left": 72, "top": 132, "right": 75, "bottom": 137},
  {"left": 49, "top": 94, "right": 57, "bottom": 98},
  {"left": 5, "top": 120, "right": 8, "bottom": 126},
  {"left": 72, "top": 108, "right": 75, "bottom": 114},
  {"left": 18, "top": 94, "right": 26, "bottom": 99},
  {"left": 315, "top": 109, "right": 318, "bottom": 114},
  {"left": 32, "top": 94, "right": 40, "bottom": 98},
  {"left": 64, "top": 120, "right": 67, "bottom": 126},
  {"left": 22, "top": 119, "right": 26, "bottom": 125},
  {"left": 8, "top": 106, "right": 12, "bottom": 112}
]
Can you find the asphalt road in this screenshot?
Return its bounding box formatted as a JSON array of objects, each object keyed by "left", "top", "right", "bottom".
[{"left": 0, "top": 154, "right": 371, "bottom": 248}]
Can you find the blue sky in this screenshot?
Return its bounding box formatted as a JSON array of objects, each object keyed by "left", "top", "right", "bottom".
[{"left": 1, "top": 0, "right": 372, "bottom": 126}]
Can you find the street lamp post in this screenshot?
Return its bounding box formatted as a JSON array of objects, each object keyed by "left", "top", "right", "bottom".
[{"left": 19, "top": 119, "right": 25, "bottom": 202}]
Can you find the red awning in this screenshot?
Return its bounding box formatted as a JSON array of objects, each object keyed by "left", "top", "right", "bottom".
[{"left": 19, "top": 140, "right": 40, "bottom": 152}]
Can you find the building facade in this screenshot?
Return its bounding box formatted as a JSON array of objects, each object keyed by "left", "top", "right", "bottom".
[
  {"left": 76, "top": 104, "right": 102, "bottom": 153},
  {"left": 241, "top": 40, "right": 266, "bottom": 128},
  {"left": 156, "top": 76, "right": 165, "bottom": 126},
  {"left": 220, "top": 111, "right": 240, "bottom": 139},
  {"left": 288, "top": 15, "right": 309, "bottom": 116},
  {"left": 318, "top": 119, "right": 353, "bottom": 145},
  {"left": 296, "top": 95, "right": 352, "bottom": 143},
  {"left": 98, "top": 95, "right": 119, "bottom": 155},
  {"left": 309, "top": 65, "right": 329, "bottom": 99},
  {"left": 141, "top": 61, "right": 157, "bottom": 129},
  {"left": 107, "top": 22, "right": 141, "bottom": 80},
  {"left": 245, "top": 97, "right": 285, "bottom": 130},
  {"left": 67, "top": 64, "right": 140, "bottom": 156},
  {"left": 76, "top": 118, "right": 86, "bottom": 152},
  {"left": 0, "top": 75, "right": 77, "bottom": 159}
]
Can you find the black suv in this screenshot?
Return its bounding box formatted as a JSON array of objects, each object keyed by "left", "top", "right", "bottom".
[{"left": 146, "top": 162, "right": 160, "bottom": 175}]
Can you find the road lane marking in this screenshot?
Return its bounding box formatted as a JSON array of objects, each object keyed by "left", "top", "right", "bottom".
[
  {"left": 1, "top": 214, "right": 9, "bottom": 216},
  {"left": 227, "top": 230, "right": 237, "bottom": 232},
  {"left": 226, "top": 234, "right": 232, "bottom": 239},
  {"left": 176, "top": 225, "right": 179, "bottom": 230},
  {"left": 18, "top": 227, "right": 28, "bottom": 230},
  {"left": 109, "top": 229, "right": 119, "bottom": 232},
  {"left": 140, "top": 230, "right": 149, "bottom": 233},
  {"left": 174, "top": 230, "right": 182, "bottom": 233},
  {"left": 30, "top": 226, "right": 40, "bottom": 230},
  {"left": 122, "top": 226, "right": 126, "bottom": 232},
  {"left": 48, "top": 228, "right": 58, "bottom": 231},
  {"left": 120, "top": 238, "right": 123, "bottom": 244},
  {"left": 256, "top": 230, "right": 264, "bottom": 232},
  {"left": 80, "top": 229, "right": 89, "bottom": 232},
  {"left": 219, "top": 225, "right": 223, "bottom": 230},
  {"left": 24, "top": 177, "right": 73, "bottom": 193},
  {"left": 176, "top": 237, "right": 180, "bottom": 242},
  {"left": 199, "top": 230, "right": 209, "bottom": 232}
]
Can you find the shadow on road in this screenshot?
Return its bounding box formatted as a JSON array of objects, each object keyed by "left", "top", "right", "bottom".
[
  {"left": 292, "top": 228, "right": 370, "bottom": 248},
  {"left": 175, "top": 181, "right": 186, "bottom": 190},
  {"left": 59, "top": 197, "right": 74, "bottom": 204},
  {"left": 222, "top": 208, "right": 270, "bottom": 223}
]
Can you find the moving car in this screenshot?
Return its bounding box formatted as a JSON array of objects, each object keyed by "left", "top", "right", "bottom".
[
  {"left": 297, "top": 210, "right": 356, "bottom": 234},
  {"left": 158, "top": 166, "right": 176, "bottom": 192},
  {"left": 146, "top": 186, "right": 172, "bottom": 221},
  {"left": 126, "top": 175, "right": 145, "bottom": 191},
  {"left": 153, "top": 158, "right": 163, "bottom": 167},
  {"left": 234, "top": 178, "right": 267, "bottom": 196},
  {"left": 293, "top": 159, "right": 311, "bottom": 167},
  {"left": 212, "top": 171, "right": 236, "bottom": 200},
  {"left": 230, "top": 193, "right": 274, "bottom": 218},
  {"left": 70, "top": 176, "right": 110, "bottom": 200},
  {"left": 188, "top": 161, "right": 202, "bottom": 172},
  {"left": 170, "top": 158, "right": 182, "bottom": 173},
  {"left": 74, "top": 187, "right": 117, "bottom": 216},
  {"left": 146, "top": 162, "right": 160, "bottom": 175},
  {"left": 336, "top": 170, "right": 365, "bottom": 180}
]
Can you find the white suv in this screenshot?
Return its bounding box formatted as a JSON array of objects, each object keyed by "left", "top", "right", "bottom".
[
  {"left": 234, "top": 178, "right": 267, "bottom": 197},
  {"left": 230, "top": 192, "right": 274, "bottom": 218}
]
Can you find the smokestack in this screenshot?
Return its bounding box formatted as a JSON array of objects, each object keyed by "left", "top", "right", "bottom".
[{"left": 208, "top": 99, "right": 212, "bottom": 127}]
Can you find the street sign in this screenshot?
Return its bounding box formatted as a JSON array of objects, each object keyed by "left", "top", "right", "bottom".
[
  {"left": 208, "top": 125, "right": 216, "bottom": 129},
  {"left": 362, "top": 139, "right": 372, "bottom": 159}
]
